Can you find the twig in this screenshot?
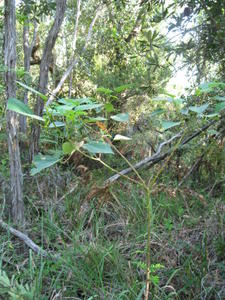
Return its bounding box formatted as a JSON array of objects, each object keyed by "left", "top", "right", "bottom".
[
  {"left": 178, "top": 154, "right": 204, "bottom": 188},
  {"left": 208, "top": 179, "right": 225, "bottom": 196},
  {"left": 0, "top": 219, "right": 48, "bottom": 257},
  {"left": 0, "top": 174, "right": 6, "bottom": 218},
  {"left": 57, "top": 182, "right": 78, "bottom": 202}
]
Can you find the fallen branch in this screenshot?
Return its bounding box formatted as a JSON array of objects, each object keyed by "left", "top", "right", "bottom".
[
  {"left": 0, "top": 219, "right": 48, "bottom": 257},
  {"left": 105, "top": 119, "right": 218, "bottom": 185},
  {"left": 105, "top": 133, "right": 181, "bottom": 185}
]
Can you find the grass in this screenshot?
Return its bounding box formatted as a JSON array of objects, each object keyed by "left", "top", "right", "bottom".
[{"left": 0, "top": 165, "right": 224, "bottom": 299}]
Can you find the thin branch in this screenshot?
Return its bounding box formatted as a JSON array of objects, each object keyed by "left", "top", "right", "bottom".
[
  {"left": 178, "top": 154, "right": 203, "bottom": 188},
  {"left": 57, "top": 182, "right": 78, "bottom": 202},
  {"left": 30, "top": 20, "right": 38, "bottom": 57},
  {"left": 72, "top": 0, "right": 81, "bottom": 53},
  {"left": 0, "top": 219, "right": 48, "bottom": 257}
]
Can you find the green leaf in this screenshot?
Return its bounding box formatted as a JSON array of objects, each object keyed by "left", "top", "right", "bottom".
[
  {"left": 113, "top": 134, "right": 131, "bottom": 141},
  {"left": 75, "top": 103, "right": 103, "bottom": 111},
  {"left": 104, "top": 103, "right": 115, "bottom": 112},
  {"left": 197, "top": 82, "right": 213, "bottom": 94},
  {"left": 16, "top": 81, "right": 48, "bottom": 101},
  {"left": 96, "top": 87, "right": 113, "bottom": 95},
  {"left": 31, "top": 152, "right": 61, "bottom": 176},
  {"left": 46, "top": 108, "right": 61, "bottom": 116},
  {"left": 205, "top": 113, "right": 218, "bottom": 118},
  {"left": 62, "top": 142, "right": 75, "bottom": 154},
  {"left": 150, "top": 108, "right": 165, "bottom": 117},
  {"left": 58, "top": 98, "right": 93, "bottom": 105},
  {"left": 150, "top": 275, "right": 160, "bottom": 285},
  {"left": 114, "top": 84, "right": 132, "bottom": 93},
  {"left": 161, "top": 121, "right": 181, "bottom": 131},
  {"left": 215, "top": 102, "right": 225, "bottom": 113},
  {"left": 213, "top": 96, "right": 225, "bottom": 101},
  {"left": 57, "top": 99, "right": 77, "bottom": 106},
  {"left": 111, "top": 113, "right": 129, "bottom": 122},
  {"left": 55, "top": 105, "right": 76, "bottom": 113},
  {"left": 207, "top": 129, "right": 218, "bottom": 135},
  {"left": 181, "top": 108, "right": 189, "bottom": 115},
  {"left": 49, "top": 121, "right": 65, "bottom": 128},
  {"left": 196, "top": 82, "right": 225, "bottom": 95},
  {"left": 82, "top": 141, "right": 114, "bottom": 154},
  {"left": 7, "top": 98, "right": 44, "bottom": 121},
  {"left": 173, "top": 98, "right": 184, "bottom": 105},
  {"left": 189, "top": 104, "right": 209, "bottom": 114}
]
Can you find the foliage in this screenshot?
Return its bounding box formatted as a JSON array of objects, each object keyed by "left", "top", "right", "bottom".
[
  {"left": 170, "top": 0, "right": 225, "bottom": 81},
  {"left": 0, "top": 270, "right": 34, "bottom": 300},
  {"left": 0, "top": 0, "right": 224, "bottom": 299}
]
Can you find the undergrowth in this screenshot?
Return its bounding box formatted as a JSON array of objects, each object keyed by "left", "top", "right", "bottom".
[{"left": 0, "top": 166, "right": 224, "bottom": 299}]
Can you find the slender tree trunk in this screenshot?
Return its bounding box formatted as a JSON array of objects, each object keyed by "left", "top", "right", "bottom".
[
  {"left": 30, "top": 0, "right": 67, "bottom": 160},
  {"left": 69, "top": 0, "right": 81, "bottom": 97},
  {"left": 46, "top": 5, "right": 103, "bottom": 106},
  {"left": 4, "top": 0, "right": 24, "bottom": 226},
  {"left": 20, "top": 20, "right": 37, "bottom": 135},
  {"left": 20, "top": 24, "right": 30, "bottom": 134}
]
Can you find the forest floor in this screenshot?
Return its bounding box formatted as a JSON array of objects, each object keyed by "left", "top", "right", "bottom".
[{"left": 0, "top": 160, "right": 224, "bottom": 299}]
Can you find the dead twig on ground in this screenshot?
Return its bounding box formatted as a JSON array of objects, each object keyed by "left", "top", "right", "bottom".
[{"left": 0, "top": 218, "right": 48, "bottom": 257}]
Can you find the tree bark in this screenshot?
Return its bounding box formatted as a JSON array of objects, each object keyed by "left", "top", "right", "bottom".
[
  {"left": 125, "top": 0, "right": 148, "bottom": 43},
  {"left": 69, "top": 0, "right": 81, "bottom": 97},
  {"left": 4, "top": 0, "right": 24, "bottom": 226},
  {"left": 30, "top": 0, "right": 67, "bottom": 159},
  {"left": 20, "top": 20, "right": 37, "bottom": 135}
]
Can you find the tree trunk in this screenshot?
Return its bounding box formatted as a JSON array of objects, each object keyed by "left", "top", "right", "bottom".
[
  {"left": 46, "top": 5, "right": 103, "bottom": 106},
  {"left": 4, "top": 0, "right": 24, "bottom": 226},
  {"left": 20, "top": 20, "right": 37, "bottom": 135},
  {"left": 30, "top": 0, "right": 67, "bottom": 160}
]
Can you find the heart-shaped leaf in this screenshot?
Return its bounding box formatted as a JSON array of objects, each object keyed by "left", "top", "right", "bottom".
[{"left": 82, "top": 141, "right": 114, "bottom": 154}]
